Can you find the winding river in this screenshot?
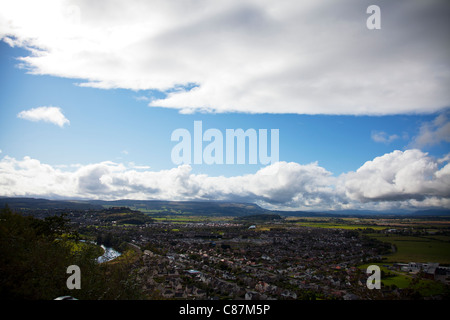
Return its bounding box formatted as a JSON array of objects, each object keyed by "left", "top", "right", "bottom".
[
  {"left": 80, "top": 240, "right": 121, "bottom": 263},
  {"left": 97, "top": 244, "right": 121, "bottom": 263}
]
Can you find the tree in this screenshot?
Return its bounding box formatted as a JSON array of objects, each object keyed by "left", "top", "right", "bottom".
[{"left": 0, "top": 206, "right": 144, "bottom": 300}]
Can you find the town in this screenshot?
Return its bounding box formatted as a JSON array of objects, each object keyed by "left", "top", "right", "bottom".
[
  {"left": 133, "top": 222, "right": 388, "bottom": 300},
  {"left": 4, "top": 200, "right": 450, "bottom": 300}
]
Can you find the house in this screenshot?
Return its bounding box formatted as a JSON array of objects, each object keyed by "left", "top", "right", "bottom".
[
  {"left": 422, "top": 263, "right": 439, "bottom": 279},
  {"left": 343, "top": 293, "right": 360, "bottom": 300},
  {"left": 162, "top": 289, "right": 174, "bottom": 298},
  {"left": 186, "top": 269, "right": 201, "bottom": 275},
  {"left": 280, "top": 290, "right": 297, "bottom": 299},
  {"left": 401, "top": 262, "right": 420, "bottom": 273},
  {"left": 245, "top": 291, "right": 260, "bottom": 300},
  {"left": 435, "top": 266, "right": 450, "bottom": 283},
  {"left": 143, "top": 250, "right": 154, "bottom": 257},
  {"left": 393, "top": 263, "right": 408, "bottom": 270},
  {"left": 400, "top": 262, "right": 440, "bottom": 279}
]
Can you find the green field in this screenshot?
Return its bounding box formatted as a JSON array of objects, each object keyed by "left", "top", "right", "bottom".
[
  {"left": 359, "top": 263, "right": 412, "bottom": 288},
  {"left": 294, "top": 222, "right": 386, "bottom": 231},
  {"left": 367, "top": 234, "right": 450, "bottom": 264},
  {"left": 149, "top": 215, "right": 235, "bottom": 223},
  {"left": 358, "top": 263, "right": 448, "bottom": 296},
  {"left": 287, "top": 217, "right": 387, "bottom": 230}
]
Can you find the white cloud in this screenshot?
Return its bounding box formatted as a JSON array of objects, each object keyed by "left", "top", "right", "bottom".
[
  {"left": 371, "top": 131, "right": 399, "bottom": 144},
  {"left": 410, "top": 110, "right": 450, "bottom": 148},
  {"left": 1, "top": 149, "right": 449, "bottom": 211},
  {"left": 342, "top": 149, "right": 450, "bottom": 203},
  {"left": 17, "top": 106, "right": 70, "bottom": 127},
  {"left": 1, "top": 0, "right": 449, "bottom": 115}
]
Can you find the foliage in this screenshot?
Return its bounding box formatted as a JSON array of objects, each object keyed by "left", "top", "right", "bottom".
[{"left": 0, "top": 206, "right": 144, "bottom": 300}]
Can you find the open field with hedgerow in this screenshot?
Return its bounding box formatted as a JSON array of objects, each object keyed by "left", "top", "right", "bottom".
[{"left": 365, "top": 234, "right": 450, "bottom": 264}]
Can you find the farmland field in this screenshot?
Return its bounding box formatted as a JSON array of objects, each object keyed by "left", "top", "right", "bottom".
[
  {"left": 366, "top": 234, "right": 450, "bottom": 264},
  {"left": 286, "top": 216, "right": 393, "bottom": 231}
]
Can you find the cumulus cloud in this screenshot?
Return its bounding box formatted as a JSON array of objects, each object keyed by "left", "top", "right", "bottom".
[
  {"left": 342, "top": 149, "right": 450, "bottom": 204},
  {"left": 17, "top": 106, "right": 70, "bottom": 127},
  {"left": 1, "top": 150, "right": 449, "bottom": 211},
  {"left": 1, "top": 0, "right": 449, "bottom": 115},
  {"left": 0, "top": 156, "right": 339, "bottom": 209}
]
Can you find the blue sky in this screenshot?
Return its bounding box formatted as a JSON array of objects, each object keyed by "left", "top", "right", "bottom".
[
  {"left": 0, "top": 1, "right": 449, "bottom": 211},
  {"left": 0, "top": 40, "right": 444, "bottom": 176}
]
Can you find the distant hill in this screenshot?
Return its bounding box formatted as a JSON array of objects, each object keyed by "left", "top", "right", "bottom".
[
  {"left": 1, "top": 197, "right": 449, "bottom": 217},
  {"left": 90, "top": 199, "right": 270, "bottom": 216},
  {"left": 0, "top": 197, "right": 270, "bottom": 217},
  {"left": 0, "top": 197, "right": 103, "bottom": 211}
]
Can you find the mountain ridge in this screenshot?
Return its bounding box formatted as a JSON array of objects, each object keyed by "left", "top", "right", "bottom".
[{"left": 1, "top": 196, "right": 449, "bottom": 217}]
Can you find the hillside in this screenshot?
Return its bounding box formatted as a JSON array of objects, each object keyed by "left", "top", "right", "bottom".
[
  {"left": 0, "top": 197, "right": 270, "bottom": 217},
  {"left": 0, "top": 197, "right": 103, "bottom": 211},
  {"left": 91, "top": 199, "right": 270, "bottom": 216},
  {"left": 1, "top": 197, "right": 449, "bottom": 218}
]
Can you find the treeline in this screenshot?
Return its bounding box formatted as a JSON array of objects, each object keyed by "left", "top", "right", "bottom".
[
  {"left": 98, "top": 207, "right": 154, "bottom": 225},
  {"left": 95, "top": 231, "right": 128, "bottom": 252},
  {"left": 235, "top": 214, "right": 283, "bottom": 222},
  {"left": 0, "top": 206, "right": 144, "bottom": 300}
]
